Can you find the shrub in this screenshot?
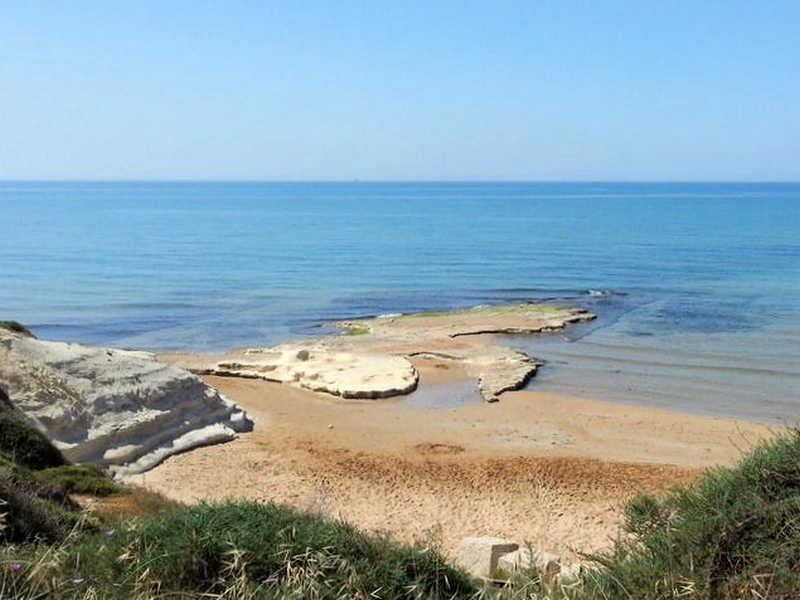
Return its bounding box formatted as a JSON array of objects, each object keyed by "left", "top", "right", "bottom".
[
  {"left": 33, "top": 465, "right": 122, "bottom": 497},
  {"left": 0, "top": 414, "right": 66, "bottom": 471},
  {"left": 0, "top": 412, "right": 67, "bottom": 469}
]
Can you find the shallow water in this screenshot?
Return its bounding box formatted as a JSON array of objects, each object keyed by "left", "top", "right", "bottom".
[
  {"left": 400, "top": 379, "right": 484, "bottom": 410},
  {"left": 2, "top": 181, "right": 798, "bottom": 422},
  {"left": 511, "top": 307, "right": 800, "bottom": 423}
]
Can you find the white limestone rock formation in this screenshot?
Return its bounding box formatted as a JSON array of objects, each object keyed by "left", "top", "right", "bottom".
[
  {"left": 174, "top": 303, "right": 593, "bottom": 404},
  {"left": 466, "top": 349, "right": 542, "bottom": 402},
  {"left": 336, "top": 304, "right": 594, "bottom": 402},
  {"left": 205, "top": 343, "right": 419, "bottom": 399},
  {"left": 0, "top": 330, "right": 253, "bottom": 476}
]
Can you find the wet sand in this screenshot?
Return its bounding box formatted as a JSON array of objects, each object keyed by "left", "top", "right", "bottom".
[{"left": 127, "top": 353, "right": 779, "bottom": 561}]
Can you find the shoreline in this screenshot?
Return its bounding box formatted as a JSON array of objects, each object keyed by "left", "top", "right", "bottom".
[
  {"left": 164, "top": 304, "right": 598, "bottom": 403},
  {"left": 126, "top": 371, "right": 779, "bottom": 561},
  {"left": 133, "top": 304, "right": 782, "bottom": 561}
]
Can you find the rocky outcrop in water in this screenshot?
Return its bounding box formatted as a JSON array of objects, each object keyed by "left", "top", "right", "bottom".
[
  {"left": 0, "top": 330, "right": 253, "bottom": 476},
  {"left": 180, "top": 304, "right": 594, "bottom": 404}
]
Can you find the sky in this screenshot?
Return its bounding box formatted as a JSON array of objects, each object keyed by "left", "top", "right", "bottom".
[{"left": 1, "top": 1, "right": 798, "bottom": 181}]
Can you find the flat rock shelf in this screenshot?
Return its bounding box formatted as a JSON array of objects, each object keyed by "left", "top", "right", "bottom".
[{"left": 185, "top": 304, "right": 596, "bottom": 403}]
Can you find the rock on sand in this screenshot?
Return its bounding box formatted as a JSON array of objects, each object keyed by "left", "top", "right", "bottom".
[{"left": 207, "top": 343, "right": 419, "bottom": 399}]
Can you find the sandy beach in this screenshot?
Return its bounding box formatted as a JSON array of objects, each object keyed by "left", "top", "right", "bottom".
[{"left": 128, "top": 306, "right": 780, "bottom": 562}]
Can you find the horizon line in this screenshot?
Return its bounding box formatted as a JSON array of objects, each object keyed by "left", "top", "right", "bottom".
[{"left": 2, "top": 178, "right": 799, "bottom": 185}]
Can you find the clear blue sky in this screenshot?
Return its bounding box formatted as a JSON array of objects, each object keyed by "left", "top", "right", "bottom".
[{"left": 1, "top": 1, "right": 798, "bottom": 181}]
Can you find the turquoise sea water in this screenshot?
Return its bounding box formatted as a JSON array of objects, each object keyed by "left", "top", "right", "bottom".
[{"left": 2, "top": 182, "right": 799, "bottom": 422}]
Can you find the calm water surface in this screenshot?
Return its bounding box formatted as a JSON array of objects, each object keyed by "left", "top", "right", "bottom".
[{"left": 2, "top": 182, "right": 799, "bottom": 422}]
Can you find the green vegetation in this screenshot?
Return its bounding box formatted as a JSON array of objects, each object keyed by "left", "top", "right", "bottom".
[
  {"left": 0, "top": 467, "right": 87, "bottom": 544},
  {"left": 0, "top": 320, "right": 34, "bottom": 337},
  {"left": 32, "top": 465, "right": 122, "bottom": 497},
  {"left": 2, "top": 501, "right": 475, "bottom": 599},
  {"left": 0, "top": 410, "right": 90, "bottom": 545},
  {"left": 568, "top": 430, "right": 800, "bottom": 600},
  {"left": 343, "top": 323, "right": 371, "bottom": 335},
  {"left": 0, "top": 413, "right": 67, "bottom": 471},
  {"left": 62, "top": 501, "right": 475, "bottom": 599}
]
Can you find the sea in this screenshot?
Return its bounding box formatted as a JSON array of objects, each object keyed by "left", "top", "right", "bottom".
[{"left": 2, "top": 181, "right": 799, "bottom": 423}]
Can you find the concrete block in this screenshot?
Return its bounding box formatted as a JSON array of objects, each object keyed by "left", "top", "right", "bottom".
[
  {"left": 557, "top": 562, "right": 584, "bottom": 583},
  {"left": 453, "top": 537, "right": 519, "bottom": 578},
  {"left": 496, "top": 547, "right": 561, "bottom": 582}
]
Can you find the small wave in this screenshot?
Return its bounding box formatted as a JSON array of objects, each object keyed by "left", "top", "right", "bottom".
[{"left": 585, "top": 289, "right": 628, "bottom": 297}]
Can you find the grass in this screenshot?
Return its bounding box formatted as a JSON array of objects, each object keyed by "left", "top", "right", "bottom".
[
  {"left": 54, "top": 501, "right": 476, "bottom": 599},
  {"left": 89, "top": 485, "right": 181, "bottom": 522},
  {"left": 0, "top": 409, "right": 101, "bottom": 545},
  {"left": 32, "top": 465, "right": 123, "bottom": 497},
  {"left": 565, "top": 430, "right": 800, "bottom": 600}
]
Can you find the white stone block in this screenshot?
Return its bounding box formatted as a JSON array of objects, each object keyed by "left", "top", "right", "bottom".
[
  {"left": 453, "top": 537, "right": 519, "bottom": 578},
  {"left": 496, "top": 547, "right": 561, "bottom": 582}
]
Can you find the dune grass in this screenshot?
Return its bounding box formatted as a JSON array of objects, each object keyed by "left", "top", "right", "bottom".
[
  {"left": 565, "top": 430, "right": 800, "bottom": 600},
  {"left": 3, "top": 501, "right": 467, "bottom": 600},
  {"left": 0, "top": 472, "right": 86, "bottom": 544}
]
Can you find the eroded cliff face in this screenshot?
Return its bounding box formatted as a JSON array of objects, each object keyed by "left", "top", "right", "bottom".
[{"left": 0, "top": 330, "right": 252, "bottom": 476}]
